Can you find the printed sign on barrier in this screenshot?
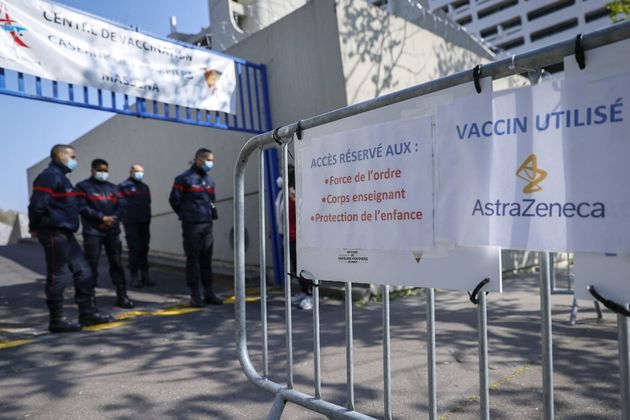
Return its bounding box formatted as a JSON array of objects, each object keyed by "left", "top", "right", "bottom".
[
  {"left": 297, "top": 116, "right": 434, "bottom": 252},
  {"left": 436, "top": 73, "right": 630, "bottom": 254}
]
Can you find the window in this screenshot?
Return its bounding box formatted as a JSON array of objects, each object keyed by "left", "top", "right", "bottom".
[
  {"left": 585, "top": 7, "right": 610, "bottom": 23},
  {"left": 530, "top": 18, "right": 578, "bottom": 42},
  {"left": 527, "top": 0, "right": 575, "bottom": 21},
  {"left": 478, "top": 0, "right": 518, "bottom": 19},
  {"left": 457, "top": 15, "right": 473, "bottom": 25},
  {"left": 480, "top": 26, "right": 498, "bottom": 38},
  {"left": 501, "top": 17, "right": 521, "bottom": 31},
  {"left": 497, "top": 37, "right": 525, "bottom": 50}
]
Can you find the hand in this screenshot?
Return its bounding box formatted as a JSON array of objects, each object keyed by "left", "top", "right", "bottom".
[
  {"left": 101, "top": 216, "right": 116, "bottom": 227},
  {"left": 98, "top": 223, "right": 112, "bottom": 231},
  {"left": 29, "top": 230, "right": 38, "bottom": 238}
]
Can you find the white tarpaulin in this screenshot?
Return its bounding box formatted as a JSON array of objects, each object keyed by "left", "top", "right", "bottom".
[
  {"left": 436, "top": 73, "right": 630, "bottom": 253},
  {"left": 0, "top": 0, "right": 237, "bottom": 112}
]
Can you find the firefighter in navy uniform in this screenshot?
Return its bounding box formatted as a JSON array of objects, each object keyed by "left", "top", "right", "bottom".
[
  {"left": 76, "top": 159, "right": 134, "bottom": 309},
  {"left": 118, "top": 163, "right": 154, "bottom": 288},
  {"left": 28, "top": 144, "right": 113, "bottom": 333},
  {"left": 169, "top": 148, "right": 223, "bottom": 307}
]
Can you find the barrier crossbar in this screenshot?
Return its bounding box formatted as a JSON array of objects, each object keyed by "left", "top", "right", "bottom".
[{"left": 233, "top": 21, "right": 630, "bottom": 419}]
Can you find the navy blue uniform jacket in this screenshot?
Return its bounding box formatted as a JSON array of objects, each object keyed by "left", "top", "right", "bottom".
[
  {"left": 76, "top": 177, "right": 125, "bottom": 236},
  {"left": 169, "top": 165, "right": 216, "bottom": 223},
  {"left": 28, "top": 161, "right": 82, "bottom": 232},
  {"left": 118, "top": 178, "right": 151, "bottom": 224}
]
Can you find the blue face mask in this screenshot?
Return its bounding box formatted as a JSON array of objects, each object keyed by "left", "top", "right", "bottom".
[
  {"left": 94, "top": 171, "right": 109, "bottom": 182},
  {"left": 202, "top": 161, "right": 214, "bottom": 172},
  {"left": 65, "top": 159, "right": 78, "bottom": 172},
  {"left": 133, "top": 171, "right": 144, "bottom": 181}
]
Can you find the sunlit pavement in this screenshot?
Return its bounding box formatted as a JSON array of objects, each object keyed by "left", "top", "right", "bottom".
[{"left": 0, "top": 242, "right": 621, "bottom": 419}]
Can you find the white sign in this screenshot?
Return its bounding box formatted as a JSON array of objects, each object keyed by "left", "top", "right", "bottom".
[
  {"left": 299, "top": 245, "right": 502, "bottom": 292},
  {"left": 296, "top": 117, "right": 434, "bottom": 252},
  {"left": 0, "top": 0, "right": 236, "bottom": 112},
  {"left": 436, "top": 73, "right": 630, "bottom": 253},
  {"left": 573, "top": 253, "right": 630, "bottom": 307}
]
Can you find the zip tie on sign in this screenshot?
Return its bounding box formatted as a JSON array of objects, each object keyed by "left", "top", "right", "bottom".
[
  {"left": 468, "top": 277, "right": 490, "bottom": 305},
  {"left": 574, "top": 33, "right": 586, "bottom": 70},
  {"left": 588, "top": 285, "right": 630, "bottom": 317},
  {"left": 472, "top": 64, "right": 482, "bottom": 94},
  {"left": 287, "top": 270, "right": 320, "bottom": 287}
]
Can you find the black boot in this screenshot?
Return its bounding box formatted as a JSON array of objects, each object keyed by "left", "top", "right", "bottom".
[
  {"left": 48, "top": 307, "right": 82, "bottom": 333},
  {"left": 189, "top": 286, "right": 204, "bottom": 308},
  {"left": 79, "top": 303, "right": 114, "bottom": 327},
  {"left": 142, "top": 270, "right": 156, "bottom": 287},
  {"left": 130, "top": 272, "right": 143, "bottom": 288},
  {"left": 204, "top": 290, "right": 223, "bottom": 305},
  {"left": 115, "top": 285, "right": 135, "bottom": 309}
]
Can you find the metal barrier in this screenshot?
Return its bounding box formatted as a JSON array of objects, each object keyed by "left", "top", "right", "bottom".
[{"left": 234, "top": 21, "right": 630, "bottom": 419}]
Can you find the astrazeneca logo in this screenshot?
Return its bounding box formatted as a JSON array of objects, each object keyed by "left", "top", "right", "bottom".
[
  {"left": 471, "top": 153, "right": 605, "bottom": 218},
  {"left": 516, "top": 154, "right": 546, "bottom": 193},
  {"left": 0, "top": 4, "right": 29, "bottom": 48}
]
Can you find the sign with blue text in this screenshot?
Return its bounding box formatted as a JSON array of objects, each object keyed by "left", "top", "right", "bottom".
[
  {"left": 0, "top": 0, "right": 236, "bottom": 112},
  {"left": 436, "top": 73, "right": 630, "bottom": 253}
]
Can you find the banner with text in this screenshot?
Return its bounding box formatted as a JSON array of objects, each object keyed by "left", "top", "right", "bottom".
[
  {"left": 436, "top": 73, "right": 630, "bottom": 253},
  {"left": 0, "top": 0, "right": 236, "bottom": 112},
  {"left": 297, "top": 116, "right": 434, "bottom": 252}
]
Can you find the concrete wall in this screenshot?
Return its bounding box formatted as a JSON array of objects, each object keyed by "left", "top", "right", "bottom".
[
  {"left": 337, "top": 0, "right": 495, "bottom": 105},
  {"left": 226, "top": 0, "right": 348, "bottom": 127}
]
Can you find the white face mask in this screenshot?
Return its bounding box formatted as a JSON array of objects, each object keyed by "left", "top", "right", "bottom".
[{"left": 94, "top": 171, "right": 109, "bottom": 182}]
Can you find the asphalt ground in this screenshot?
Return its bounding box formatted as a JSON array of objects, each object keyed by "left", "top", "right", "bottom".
[{"left": 0, "top": 241, "right": 623, "bottom": 419}]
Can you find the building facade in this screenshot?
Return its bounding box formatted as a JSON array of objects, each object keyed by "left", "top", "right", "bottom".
[{"left": 428, "top": 0, "right": 612, "bottom": 54}]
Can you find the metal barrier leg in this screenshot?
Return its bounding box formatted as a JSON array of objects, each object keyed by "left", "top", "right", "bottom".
[
  {"left": 549, "top": 252, "right": 556, "bottom": 291},
  {"left": 594, "top": 301, "right": 604, "bottom": 320},
  {"left": 478, "top": 291, "right": 490, "bottom": 420},
  {"left": 346, "top": 282, "right": 355, "bottom": 410},
  {"left": 539, "top": 252, "right": 555, "bottom": 420},
  {"left": 281, "top": 141, "right": 294, "bottom": 388},
  {"left": 259, "top": 148, "right": 269, "bottom": 378},
  {"left": 267, "top": 393, "right": 287, "bottom": 420},
  {"left": 382, "top": 285, "right": 392, "bottom": 420},
  {"left": 619, "top": 307, "right": 630, "bottom": 420},
  {"left": 426, "top": 288, "right": 437, "bottom": 420},
  {"left": 313, "top": 278, "right": 322, "bottom": 399},
  {"left": 569, "top": 296, "right": 578, "bottom": 326}
]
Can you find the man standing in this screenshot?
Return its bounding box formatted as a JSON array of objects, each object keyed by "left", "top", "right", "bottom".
[
  {"left": 169, "top": 148, "right": 222, "bottom": 307},
  {"left": 119, "top": 164, "right": 154, "bottom": 288},
  {"left": 28, "top": 145, "right": 113, "bottom": 333},
  {"left": 76, "top": 159, "right": 134, "bottom": 309}
]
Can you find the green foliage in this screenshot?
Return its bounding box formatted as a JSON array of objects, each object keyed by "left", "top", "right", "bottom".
[
  {"left": 0, "top": 209, "right": 17, "bottom": 226},
  {"left": 609, "top": 0, "right": 630, "bottom": 21}
]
